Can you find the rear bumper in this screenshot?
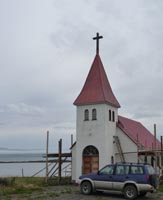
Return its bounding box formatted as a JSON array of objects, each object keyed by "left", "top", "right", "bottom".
[{"left": 138, "top": 184, "right": 156, "bottom": 193}]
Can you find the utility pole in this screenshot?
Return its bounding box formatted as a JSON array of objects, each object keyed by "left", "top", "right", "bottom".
[
  {"left": 154, "top": 124, "right": 157, "bottom": 172},
  {"left": 161, "top": 136, "right": 163, "bottom": 173}
]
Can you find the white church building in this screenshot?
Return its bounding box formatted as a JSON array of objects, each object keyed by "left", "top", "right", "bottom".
[{"left": 71, "top": 33, "right": 161, "bottom": 182}]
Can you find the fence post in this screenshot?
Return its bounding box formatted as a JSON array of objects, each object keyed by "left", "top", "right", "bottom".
[
  {"left": 45, "top": 130, "right": 49, "bottom": 183},
  {"left": 58, "top": 139, "right": 62, "bottom": 183}
]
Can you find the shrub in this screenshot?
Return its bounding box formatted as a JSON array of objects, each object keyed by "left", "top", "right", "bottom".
[{"left": 0, "top": 177, "right": 15, "bottom": 186}]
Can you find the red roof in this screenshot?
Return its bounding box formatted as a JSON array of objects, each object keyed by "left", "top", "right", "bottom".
[
  {"left": 117, "top": 116, "right": 161, "bottom": 149},
  {"left": 74, "top": 54, "right": 120, "bottom": 107}
]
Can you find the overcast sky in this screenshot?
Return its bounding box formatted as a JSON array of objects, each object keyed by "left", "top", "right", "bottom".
[{"left": 0, "top": 0, "right": 163, "bottom": 152}]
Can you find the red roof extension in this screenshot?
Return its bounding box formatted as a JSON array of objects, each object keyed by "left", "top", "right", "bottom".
[
  {"left": 117, "top": 116, "right": 161, "bottom": 149},
  {"left": 74, "top": 54, "right": 120, "bottom": 107}
]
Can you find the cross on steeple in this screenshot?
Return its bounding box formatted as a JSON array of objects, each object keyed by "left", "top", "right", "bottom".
[{"left": 93, "top": 32, "right": 103, "bottom": 54}]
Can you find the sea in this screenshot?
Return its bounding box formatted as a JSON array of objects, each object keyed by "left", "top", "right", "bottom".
[{"left": 0, "top": 151, "right": 46, "bottom": 177}]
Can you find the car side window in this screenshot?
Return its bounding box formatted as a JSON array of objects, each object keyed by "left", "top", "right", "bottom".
[
  {"left": 100, "top": 165, "right": 114, "bottom": 175},
  {"left": 146, "top": 165, "right": 155, "bottom": 175},
  {"left": 115, "top": 165, "right": 129, "bottom": 175},
  {"left": 130, "top": 166, "right": 144, "bottom": 174}
]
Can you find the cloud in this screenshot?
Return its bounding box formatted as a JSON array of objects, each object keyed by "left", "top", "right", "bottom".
[
  {"left": 0, "top": 122, "right": 5, "bottom": 126},
  {"left": 133, "top": 110, "right": 162, "bottom": 120},
  {"left": 6, "top": 103, "right": 46, "bottom": 115},
  {"left": 0, "top": 0, "right": 162, "bottom": 149},
  {"left": 53, "top": 122, "right": 75, "bottom": 131}
]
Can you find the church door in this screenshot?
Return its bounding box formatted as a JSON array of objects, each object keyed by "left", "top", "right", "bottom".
[{"left": 82, "top": 145, "right": 99, "bottom": 174}]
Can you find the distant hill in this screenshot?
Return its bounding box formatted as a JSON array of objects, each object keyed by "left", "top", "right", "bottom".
[{"left": 0, "top": 147, "right": 44, "bottom": 152}]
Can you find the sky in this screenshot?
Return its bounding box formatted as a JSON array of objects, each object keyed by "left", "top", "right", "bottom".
[{"left": 0, "top": 0, "right": 163, "bottom": 152}]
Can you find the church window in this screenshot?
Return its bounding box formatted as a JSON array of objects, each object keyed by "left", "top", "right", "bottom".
[
  {"left": 112, "top": 111, "right": 115, "bottom": 122},
  {"left": 84, "top": 109, "right": 89, "bottom": 121},
  {"left": 92, "top": 109, "right": 97, "bottom": 120},
  {"left": 83, "top": 145, "right": 99, "bottom": 155},
  {"left": 109, "top": 110, "right": 111, "bottom": 121}
]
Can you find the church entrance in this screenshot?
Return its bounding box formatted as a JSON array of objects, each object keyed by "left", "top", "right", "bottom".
[{"left": 82, "top": 145, "right": 99, "bottom": 174}]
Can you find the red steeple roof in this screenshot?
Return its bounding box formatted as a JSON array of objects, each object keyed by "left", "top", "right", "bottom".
[{"left": 73, "top": 54, "right": 120, "bottom": 107}]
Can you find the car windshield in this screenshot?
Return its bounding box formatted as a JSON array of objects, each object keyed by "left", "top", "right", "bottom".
[{"left": 100, "top": 165, "right": 114, "bottom": 175}]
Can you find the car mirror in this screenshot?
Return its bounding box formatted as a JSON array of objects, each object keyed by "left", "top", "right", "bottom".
[{"left": 97, "top": 170, "right": 100, "bottom": 175}]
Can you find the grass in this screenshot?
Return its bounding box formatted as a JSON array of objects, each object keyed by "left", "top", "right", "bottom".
[
  {"left": 0, "top": 176, "right": 73, "bottom": 199},
  {"left": 159, "top": 180, "right": 163, "bottom": 192},
  {"left": 0, "top": 177, "right": 44, "bottom": 199},
  {"left": 0, "top": 177, "right": 163, "bottom": 199}
]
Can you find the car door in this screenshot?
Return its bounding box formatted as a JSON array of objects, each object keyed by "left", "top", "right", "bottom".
[
  {"left": 94, "top": 165, "right": 114, "bottom": 190},
  {"left": 112, "top": 165, "right": 130, "bottom": 190}
]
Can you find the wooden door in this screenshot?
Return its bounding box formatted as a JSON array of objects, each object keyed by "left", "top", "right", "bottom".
[
  {"left": 82, "top": 145, "right": 99, "bottom": 174},
  {"left": 83, "top": 155, "right": 99, "bottom": 174},
  {"left": 91, "top": 155, "right": 99, "bottom": 173},
  {"left": 83, "top": 156, "right": 91, "bottom": 174}
]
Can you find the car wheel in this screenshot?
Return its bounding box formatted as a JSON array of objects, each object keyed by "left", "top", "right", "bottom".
[
  {"left": 80, "top": 181, "right": 92, "bottom": 195},
  {"left": 124, "top": 185, "right": 138, "bottom": 200}
]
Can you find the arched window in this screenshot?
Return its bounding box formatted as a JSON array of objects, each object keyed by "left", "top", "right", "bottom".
[
  {"left": 92, "top": 109, "right": 97, "bottom": 120},
  {"left": 83, "top": 145, "right": 99, "bottom": 156},
  {"left": 109, "top": 110, "right": 111, "bottom": 121},
  {"left": 84, "top": 109, "right": 89, "bottom": 121},
  {"left": 112, "top": 111, "right": 115, "bottom": 122}
]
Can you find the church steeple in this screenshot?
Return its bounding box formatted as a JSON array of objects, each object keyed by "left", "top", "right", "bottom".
[{"left": 74, "top": 33, "right": 120, "bottom": 108}]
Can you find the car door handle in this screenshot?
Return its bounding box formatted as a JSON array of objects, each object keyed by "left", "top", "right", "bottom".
[{"left": 125, "top": 176, "right": 129, "bottom": 179}]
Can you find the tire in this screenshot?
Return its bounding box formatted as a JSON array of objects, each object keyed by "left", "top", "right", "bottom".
[
  {"left": 150, "top": 174, "right": 159, "bottom": 188},
  {"left": 80, "top": 181, "right": 92, "bottom": 195},
  {"left": 124, "top": 185, "right": 138, "bottom": 200}
]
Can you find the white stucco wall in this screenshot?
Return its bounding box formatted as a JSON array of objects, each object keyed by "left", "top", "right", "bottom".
[
  {"left": 71, "top": 144, "right": 76, "bottom": 182},
  {"left": 115, "top": 127, "right": 138, "bottom": 163},
  {"left": 74, "top": 103, "right": 118, "bottom": 181}
]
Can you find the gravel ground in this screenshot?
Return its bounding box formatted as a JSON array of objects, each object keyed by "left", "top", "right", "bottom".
[
  {"left": 1, "top": 185, "right": 163, "bottom": 200},
  {"left": 50, "top": 185, "right": 163, "bottom": 200}
]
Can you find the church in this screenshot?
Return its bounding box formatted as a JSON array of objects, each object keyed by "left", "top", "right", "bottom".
[{"left": 71, "top": 33, "right": 161, "bottom": 182}]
